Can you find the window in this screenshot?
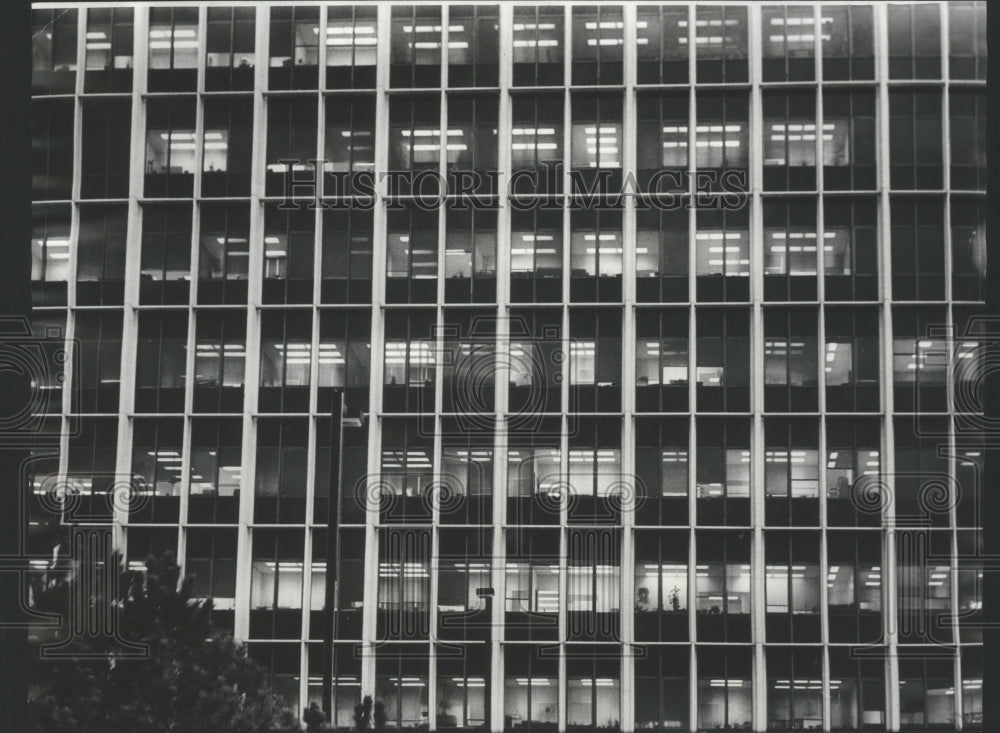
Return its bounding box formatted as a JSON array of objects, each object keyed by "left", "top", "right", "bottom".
[
  {"left": 764, "top": 418, "right": 820, "bottom": 527},
  {"left": 390, "top": 6, "right": 442, "bottom": 88},
  {"left": 388, "top": 95, "right": 443, "bottom": 187},
  {"left": 636, "top": 205, "right": 688, "bottom": 303},
  {"left": 444, "top": 204, "right": 497, "bottom": 303},
  {"left": 185, "top": 528, "right": 238, "bottom": 610},
  {"left": 506, "top": 421, "right": 562, "bottom": 526},
  {"left": 198, "top": 202, "right": 250, "bottom": 305},
  {"left": 571, "top": 6, "right": 624, "bottom": 85},
  {"left": 636, "top": 93, "right": 689, "bottom": 194},
  {"left": 66, "top": 418, "right": 119, "bottom": 520},
  {"left": 148, "top": 7, "right": 198, "bottom": 91},
  {"left": 309, "top": 527, "right": 366, "bottom": 639},
  {"left": 29, "top": 315, "right": 66, "bottom": 415},
  {"left": 829, "top": 647, "right": 886, "bottom": 730},
  {"left": 569, "top": 309, "right": 621, "bottom": 412},
  {"left": 510, "top": 209, "right": 562, "bottom": 303},
  {"left": 32, "top": 8, "right": 77, "bottom": 95},
  {"left": 31, "top": 205, "right": 71, "bottom": 307},
  {"left": 570, "top": 208, "right": 622, "bottom": 303},
  {"left": 247, "top": 644, "right": 300, "bottom": 710},
  {"left": 205, "top": 7, "right": 255, "bottom": 91},
  {"left": 765, "top": 648, "right": 823, "bottom": 730},
  {"left": 888, "top": 3, "right": 941, "bottom": 79},
  {"left": 951, "top": 198, "right": 986, "bottom": 302},
  {"left": 634, "top": 530, "right": 688, "bottom": 641},
  {"left": 249, "top": 529, "right": 305, "bottom": 639},
  {"left": 192, "top": 310, "right": 246, "bottom": 413},
  {"left": 72, "top": 311, "right": 123, "bottom": 414},
  {"left": 315, "top": 420, "right": 369, "bottom": 525},
  {"left": 822, "top": 4, "right": 874, "bottom": 80},
  {"left": 439, "top": 426, "right": 493, "bottom": 525},
  {"left": 135, "top": 311, "right": 188, "bottom": 413},
  {"left": 823, "top": 89, "right": 876, "bottom": 191},
  {"left": 188, "top": 418, "right": 242, "bottom": 523},
  {"left": 144, "top": 97, "right": 197, "bottom": 198},
  {"left": 566, "top": 653, "right": 620, "bottom": 729},
  {"left": 893, "top": 417, "right": 951, "bottom": 528},
  {"left": 636, "top": 646, "right": 689, "bottom": 729},
  {"left": 764, "top": 531, "right": 821, "bottom": 642},
  {"left": 80, "top": 99, "right": 132, "bottom": 199},
  {"left": 823, "top": 197, "right": 877, "bottom": 301},
  {"left": 84, "top": 7, "right": 134, "bottom": 93},
  {"left": 321, "top": 208, "right": 374, "bottom": 304},
  {"left": 567, "top": 418, "right": 622, "bottom": 524},
  {"left": 763, "top": 91, "right": 817, "bottom": 191},
  {"left": 512, "top": 6, "right": 564, "bottom": 86},
  {"left": 326, "top": 5, "right": 377, "bottom": 89},
  {"left": 386, "top": 205, "right": 438, "bottom": 303},
  {"left": 694, "top": 5, "right": 748, "bottom": 83},
  {"left": 948, "top": 1, "right": 987, "bottom": 80},
  {"left": 696, "top": 420, "right": 751, "bottom": 528},
  {"left": 202, "top": 96, "right": 254, "bottom": 197},
  {"left": 436, "top": 644, "right": 488, "bottom": 728},
  {"left": 950, "top": 91, "right": 987, "bottom": 191},
  {"left": 129, "top": 418, "right": 183, "bottom": 524},
  {"left": 960, "top": 648, "right": 983, "bottom": 727},
  {"left": 896, "top": 530, "right": 953, "bottom": 645},
  {"left": 265, "top": 97, "right": 318, "bottom": 197},
  {"left": 140, "top": 203, "right": 192, "bottom": 305},
  {"left": 317, "top": 309, "right": 371, "bottom": 412},
  {"left": 375, "top": 646, "right": 431, "bottom": 728},
  {"left": 695, "top": 204, "right": 750, "bottom": 302},
  {"left": 448, "top": 5, "right": 499, "bottom": 88},
  {"left": 764, "top": 308, "right": 819, "bottom": 412},
  {"left": 763, "top": 199, "right": 818, "bottom": 301},
  {"left": 377, "top": 529, "right": 432, "bottom": 638},
  {"left": 504, "top": 646, "right": 558, "bottom": 726},
  {"left": 262, "top": 204, "right": 315, "bottom": 305},
  {"left": 32, "top": 99, "right": 74, "bottom": 201},
  {"left": 635, "top": 417, "right": 689, "bottom": 526},
  {"left": 695, "top": 93, "right": 749, "bottom": 190},
  {"left": 899, "top": 658, "right": 956, "bottom": 728},
  {"left": 696, "top": 647, "right": 753, "bottom": 727},
  {"left": 504, "top": 530, "right": 561, "bottom": 636},
  {"left": 254, "top": 419, "right": 308, "bottom": 524},
  {"left": 696, "top": 310, "right": 750, "bottom": 412},
  {"left": 636, "top": 310, "right": 688, "bottom": 412},
  {"left": 889, "top": 90, "right": 943, "bottom": 190},
  {"left": 825, "top": 417, "right": 882, "bottom": 527},
  {"left": 382, "top": 310, "right": 437, "bottom": 413},
  {"left": 636, "top": 5, "right": 689, "bottom": 84},
  {"left": 324, "top": 96, "right": 376, "bottom": 194},
  {"left": 827, "top": 531, "right": 883, "bottom": 644},
  {"left": 510, "top": 95, "right": 563, "bottom": 196},
  {"left": 825, "top": 307, "right": 880, "bottom": 411},
  {"left": 440, "top": 309, "right": 496, "bottom": 414},
  {"left": 566, "top": 529, "right": 621, "bottom": 640},
  {"left": 379, "top": 418, "right": 434, "bottom": 524},
  {"left": 445, "top": 95, "right": 498, "bottom": 182},
  {"left": 891, "top": 196, "right": 945, "bottom": 301},
  {"left": 761, "top": 5, "right": 817, "bottom": 82},
  {"left": 570, "top": 95, "right": 623, "bottom": 196},
  {"left": 258, "top": 310, "right": 312, "bottom": 413},
  {"left": 268, "top": 6, "right": 320, "bottom": 89}
]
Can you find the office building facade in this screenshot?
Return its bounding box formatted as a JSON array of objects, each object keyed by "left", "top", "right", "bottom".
[{"left": 28, "top": 2, "right": 986, "bottom": 730}]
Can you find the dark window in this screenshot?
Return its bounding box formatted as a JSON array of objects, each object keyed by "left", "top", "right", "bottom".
[
  {"left": 135, "top": 311, "right": 188, "bottom": 413},
  {"left": 765, "top": 647, "right": 823, "bottom": 729},
  {"left": 696, "top": 419, "right": 751, "bottom": 527},
  {"left": 635, "top": 416, "right": 688, "bottom": 526},
  {"left": 30, "top": 204, "right": 71, "bottom": 307},
  {"left": 32, "top": 8, "right": 78, "bottom": 95},
  {"left": 379, "top": 418, "right": 434, "bottom": 525},
  {"left": 140, "top": 203, "right": 192, "bottom": 305},
  {"left": 695, "top": 93, "right": 749, "bottom": 193},
  {"left": 32, "top": 99, "right": 74, "bottom": 201},
  {"left": 565, "top": 651, "right": 620, "bottom": 731},
  {"left": 823, "top": 197, "right": 878, "bottom": 301},
  {"left": 571, "top": 6, "right": 624, "bottom": 85},
  {"left": 899, "top": 656, "right": 957, "bottom": 728},
  {"left": 80, "top": 99, "right": 131, "bottom": 199},
  {"left": 188, "top": 418, "right": 242, "bottom": 523},
  {"left": 502, "top": 645, "right": 558, "bottom": 722},
  {"left": 254, "top": 419, "right": 308, "bottom": 524},
  {"left": 315, "top": 421, "right": 369, "bottom": 526},
  {"left": 317, "top": 309, "right": 370, "bottom": 412},
  {"left": 823, "top": 89, "right": 876, "bottom": 191},
  {"left": 960, "top": 645, "right": 983, "bottom": 726},
  {"left": 325, "top": 5, "right": 377, "bottom": 89},
  {"left": 763, "top": 91, "right": 817, "bottom": 192},
  {"left": 950, "top": 91, "right": 987, "bottom": 191},
  {"left": 897, "top": 534, "right": 956, "bottom": 648},
  {"left": 265, "top": 97, "right": 318, "bottom": 197},
  {"left": 321, "top": 208, "right": 373, "bottom": 304},
  {"left": 510, "top": 208, "right": 562, "bottom": 302},
  {"left": 825, "top": 307, "right": 880, "bottom": 411},
  {"left": 822, "top": 4, "right": 874, "bottom": 80},
  {"left": 268, "top": 6, "right": 319, "bottom": 90},
  {"left": 440, "top": 309, "right": 496, "bottom": 414},
  {"left": 695, "top": 203, "right": 750, "bottom": 303},
  {"left": 570, "top": 95, "right": 623, "bottom": 196},
  {"left": 827, "top": 531, "right": 883, "bottom": 644},
  {"left": 198, "top": 202, "right": 250, "bottom": 305},
  {"left": 246, "top": 644, "right": 300, "bottom": 710},
  {"left": 894, "top": 418, "right": 951, "bottom": 529},
  {"left": 435, "top": 642, "right": 489, "bottom": 727},
  {"left": 951, "top": 198, "right": 986, "bottom": 302},
  {"left": 386, "top": 205, "right": 438, "bottom": 304},
  {"left": 695, "top": 534, "right": 752, "bottom": 642},
  {"left": 262, "top": 204, "right": 315, "bottom": 305},
  {"left": 636, "top": 5, "right": 689, "bottom": 84},
  {"left": 448, "top": 5, "right": 499, "bottom": 88},
  {"left": 507, "top": 310, "right": 562, "bottom": 415},
  {"left": 764, "top": 531, "right": 822, "bottom": 642},
  {"left": 388, "top": 95, "right": 442, "bottom": 196},
  {"left": 636, "top": 205, "right": 688, "bottom": 303},
  {"left": 830, "top": 646, "right": 885, "bottom": 729},
  {"left": 695, "top": 5, "right": 748, "bottom": 83},
  {"left": 763, "top": 199, "right": 818, "bottom": 301},
  {"left": 66, "top": 418, "right": 118, "bottom": 521},
  {"left": 948, "top": 1, "right": 987, "bottom": 80},
  {"left": 890, "top": 196, "right": 944, "bottom": 301},
  {"left": 148, "top": 7, "right": 198, "bottom": 92},
  {"left": 323, "top": 96, "right": 375, "bottom": 196},
  {"left": 888, "top": 3, "right": 941, "bottom": 79},
  {"left": 202, "top": 96, "right": 254, "bottom": 197},
  {"left": 636, "top": 309, "right": 688, "bottom": 412},
  {"left": 205, "top": 7, "right": 255, "bottom": 91},
  {"left": 634, "top": 531, "right": 688, "bottom": 641},
  {"left": 636, "top": 93, "right": 688, "bottom": 195},
  {"left": 308, "top": 529, "right": 365, "bottom": 639},
  {"left": 192, "top": 310, "right": 246, "bottom": 414},
  {"left": 185, "top": 528, "right": 237, "bottom": 630},
  {"left": 374, "top": 646, "right": 431, "bottom": 727},
  {"left": 84, "top": 7, "right": 134, "bottom": 93},
  {"left": 29, "top": 315, "right": 65, "bottom": 416},
  {"left": 249, "top": 530, "right": 305, "bottom": 639},
  {"left": 506, "top": 433, "right": 563, "bottom": 526},
  {"left": 258, "top": 310, "right": 312, "bottom": 413},
  {"left": 696, "top": 309, "right": 750, "bottom": 411},
  {"left": 889, "top": 89, "right": 943, "bottom": 190},
  {"left": 764, "top": 417, "right": 820, "bottom": 527},
  {"left": 390, "top": 6, "right": 442, "bottom": 88},
  {"left": 439, "top": 425, "right": 494, "bottom": 525},
  {"left": 761, "top": 5, "right": 816, "bottom": 82},
  {"left": 512, "top": 6, "right": 564, "bottom": 87},
  {"left": 382, "top": 310, "right": 437, "bottom": 413},
  {"left": 445, "top": 95, "right": 498, "bottom": 193},
  {"left": 825, "top": 417, "right": 882, "bottom": 527},
  {"left": 72, "top": 311, "right": 123, "bottom": 414},
  {"left": 129, "top": 418, "right": 183, "bottom": 523},
  {"left": 510, "top": 95, "right": 563, "bottom": 196},
  {"left": 144, "top": 97, "right": 196, "bottom": 198},
  {"left": 568, "top": 308, "right": 621, "bottom": 412},
  {"left": 763, "top": 308, "right": 819, "bottom": 412},
  {"left": 444, "top": 205, "right": 497, "bottom": 303}
]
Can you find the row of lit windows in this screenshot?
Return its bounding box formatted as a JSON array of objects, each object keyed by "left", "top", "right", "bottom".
[{"left": 31, "top": 3, "right": 987, "bottom": 96}]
